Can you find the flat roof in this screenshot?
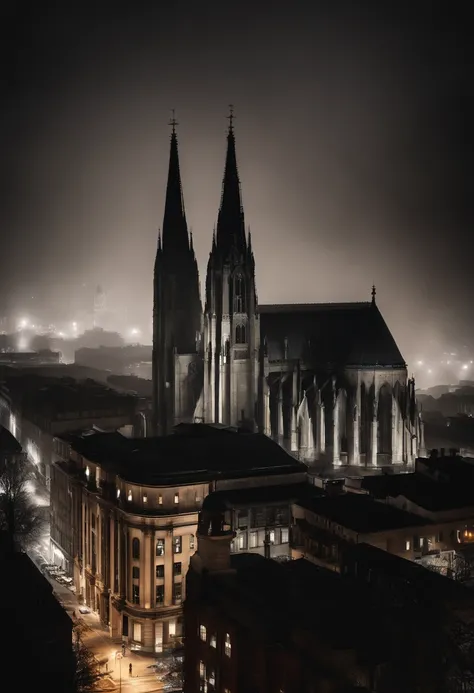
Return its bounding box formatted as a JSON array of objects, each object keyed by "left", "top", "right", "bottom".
[
  {"left": 362, "top": 472, "right": 474, "bottom": 512},
  {"left": 209, "top": 482, "right": 323, "bottom": 508},
  {"left": 296, "top": 492, "right": 430, "bottom": 533},
  {"left": 61, "top": 425, "right": 306, "bottom": 485},
  {"left": 0, "top": 372, "right": 137, "bottom": 416}
]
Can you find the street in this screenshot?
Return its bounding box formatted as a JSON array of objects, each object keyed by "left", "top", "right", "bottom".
[{"left": 26, "top": 472, "right": 166, "bottom": 693}]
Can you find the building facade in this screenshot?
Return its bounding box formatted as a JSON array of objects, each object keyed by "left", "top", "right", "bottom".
[
  {"left": 50, "top": 427, "right": 306, "bottom": 653},
  {"left": 152, "top": 112, "right": 423, "bottom": 466}
]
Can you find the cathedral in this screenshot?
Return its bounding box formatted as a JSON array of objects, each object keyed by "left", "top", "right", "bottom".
[{"left": 152, "top": 112, "right": 423, "bottom": 467}]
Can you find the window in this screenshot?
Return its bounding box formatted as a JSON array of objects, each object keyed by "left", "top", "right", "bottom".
[
  {"left": 169, "top": 621, "right": 176, "bottom": 637},
  {"left": 173, "top": 536, "right": 182, "bottom": 554},
  {"left": 249, "top": 531, "right": 257, "bottom": 548},
  {"left": 173, "top": 582, "right": 182, "bottom": 605},
  {"left": 234, "top": 274, "right": 246, "bottom": 313},
  {"left": 210, "top": 633, "right": 217, "bottom": 648},
  {"left": 237, "top": 533, "right": 247, "bottom": 550},
  {"left": 195, "top": 492, "right": 201, "bottom": 504},
  {"left": 235, "top": 324, "right": 247, "bottom": 344},
  {"left": 156, "top": 564, "right": 164, "bottom": 579},
  {"left": 116, "top": 488, "right": 120, "bottom": 499},
  {"left": 133, "top": 622, "right": 141, "bottom": 642},
  {"left": 199, "top": 661, "right": 205, "bottom": 679},
  {"left": 132, "top": 585, "right": 140, "bottom": 604},
  {"left": 156, "top": 585, "right": 165, "bottom": 605},
  {"left": 269, "top": 530, "right": 275, "bottom": 544},
  {"left": 199, "top": 624, "right": 207, "bottom": 642},
  {"left": 127, "top": 490, "right": 132, "bottom": 502},
  {"left": 224, "top": 633, "right": 231, "bottom": 657},
  {"left": 158, "top": 494, "right": 163, "bottom": 505},
  {"left": 173, "top": 562, "right": 182, "bottom": 576},
  {"left": 174, "top": 493, "right": 179, "bottom": 504},
  {"left": 156, "top": 539, "right": 165, "bottom": 556},
  {"left": 281, "top": 527, "right": 289, "bottom": 544},
  {"left": 132, "top": 566, "right": 140, "bottom": 579},
  {"left": 189, "top": 534, "right": 195, "bottom": 550},
  {"left": 143, "top": 494, "right": 147, "bottom": 503},
  {"left": 85, "top": 466, "right": 90, "bottom": 479},
  {"left": 208, "top": 669, "right": 216, "bottom": 686},
  {"left": 132, "top": 537, "right": 140, "bottom": 560},
  {"left": 405, "top": 540, "right": 411, "bottom": 551}
]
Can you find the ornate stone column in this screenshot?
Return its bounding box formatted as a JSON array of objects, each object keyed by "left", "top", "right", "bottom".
[
  {"left": 348, "top": 383, "right": 361, "bottom": 466},
  {"left": 370, "top": 397, "right": 378, "bottom": 466},
  {"left": 277, "top": 383, "right": 284, "bottom": 444},
  {"left": 315, "top": 387, "right": 325, "bottom": 458}
]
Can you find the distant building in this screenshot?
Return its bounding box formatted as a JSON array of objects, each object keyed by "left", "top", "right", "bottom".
[
  {"left": 75, "top": 344, "right": 152, "bottom": 380},
  {"left": 152, "top": 114, "right": 423, "bottom": 468},
  {"left": 0, "top": 534, "right": 74, "bottom": 693},
  {"left": 50, "top": 424, "right": 307, "bottom": 653},
  {"left": 0, "top": 371, "right": 139, "bottom": 485},
  {"left": 0, "top": 349, "right": 60, "bottom": 366}
]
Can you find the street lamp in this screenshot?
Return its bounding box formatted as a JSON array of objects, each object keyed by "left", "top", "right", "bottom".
[{"left": 115, "top": 651, "right": 123, "bottom": 692}]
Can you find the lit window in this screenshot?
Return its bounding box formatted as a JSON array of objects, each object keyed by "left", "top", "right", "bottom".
[
  {"left": 237, "top": 533, "right": 247, "bottom": 550},
  {"left": 158, "top": 494, "right": 163, "bottom": 505},
  {"left": 269, "top": 530, "right": 275, "bottom": 544},
  {"left": 208, "top": 669, "right": 215, "bottom": 686},
  {"left": 174, "top": 493, "right": 179, "bottom": 504},
  {"left": 281, "top": 527, "right": 289, "bottom": 543},
  {"left": 156, "top": 539, "right": 165, "bottom": 556},
  {"left": 199, "top": 624, "right": 207, "bottom": 642},
  {"left": 199, "top": 661, "right": 205, "bottom": 679},
  {"left": 85, "top": 466, "right": 90, "bottom": 479},
  {"left": 127, "top": 490, "right": 132, "bottom": 502},
  {"left": 116, "top": 488, "right": 120, "bottom": 499},
  {"left": 224, "top": 633, "right": 231, "bottom": 657},
  {"left": 249, "top": 531, "right": 257, "bottom": 548},
  {"left": 210, "top": 633, "right": 217, "bottom": 648},
  {"left": 189, "top": 534, "right": 195, "bottom": 550},
  {"left": 405, "top": 540, "right": 411, "bottom": 551},
  {"left": 195, "top": 492, "right": 201, "bottom": 504},
  {"left": 173, "top": 536, "right": 182, "bottom": 554},
  {"left": 169, "top": 621, "right": 176, "bottom": 637},
  {"left": 143, "top": 494, "right": 147, "bottom": 503}
]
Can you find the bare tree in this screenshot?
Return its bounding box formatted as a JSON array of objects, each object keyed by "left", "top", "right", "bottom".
[
  {"left": 72, "top": 627, "right": 107, "bottom": 693},
  {"left": 0, "top": 453, "right": 44, "bottom": 552}
]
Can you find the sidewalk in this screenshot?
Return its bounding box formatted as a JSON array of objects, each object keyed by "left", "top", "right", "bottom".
[{"left": 30, "top": 551, "right": 163, "bottom": 690}]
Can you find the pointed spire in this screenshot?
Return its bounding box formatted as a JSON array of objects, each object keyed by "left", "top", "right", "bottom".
[
  {"left": 162, "top": 110, "right": 189, "bottom": 253},
  {"left": 158, "top": 229, "right": 162, "bottom": 251},
  {"left": 247, "top": 227, "right": 252, "bottom": 252},
  {"left": 371, "top": 284, "right": 376, "bottom": 305},
  {"left": 215, "top": 105, "right": 246, "bottom": 258},
  {"left": 189, "top": 228, "right": 194, "bottom": 252}
]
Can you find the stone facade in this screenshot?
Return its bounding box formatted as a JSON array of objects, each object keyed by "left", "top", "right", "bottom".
[{"left": 152, "top": 115, "right": 423, "bottom": 466}]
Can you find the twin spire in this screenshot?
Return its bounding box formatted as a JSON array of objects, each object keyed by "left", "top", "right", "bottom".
[{"left": 158, "top": 106, "right": 247, "bottom": 260}]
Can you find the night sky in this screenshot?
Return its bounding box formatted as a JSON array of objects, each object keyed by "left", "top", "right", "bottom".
[{"left": 1, "top": 2, "right": 472, "bottom": 362}]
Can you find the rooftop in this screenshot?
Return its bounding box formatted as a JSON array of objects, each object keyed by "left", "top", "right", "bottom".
[
  {"left": 0, "top": 425, "right": 22, "bottom": 454},
  {"left": 61, "top": 424, "right": 306, "bottom": 485},
  {"left": 296, "top": 491, "right": 430, "bottom": 533},
  {"left": 208, "top": 481, "right": 323, "bottom": 508},
  {"left": 362, "top": 471, "right": 474, "bottom": 512},
  {"left": 0, "top": 372, "right": 137, "bottom": 417},
  {"left": 260, "top": 301, "right": 405, "bottom": 367}
]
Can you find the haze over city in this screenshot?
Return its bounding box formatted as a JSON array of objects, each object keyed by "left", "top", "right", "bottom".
[{"left": 1, "top": 3, "right": 472, "bottom": 374}]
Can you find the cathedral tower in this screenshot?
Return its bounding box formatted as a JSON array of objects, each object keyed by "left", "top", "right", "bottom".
[
  {"left": 202, "top": 108, "right": 260, "bottom": 428},
  {"left": 152, "top": 116, "right": 202, "bottom": 436}
]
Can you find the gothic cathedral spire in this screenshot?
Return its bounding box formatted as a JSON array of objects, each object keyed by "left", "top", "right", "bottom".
[
  {"left": 152, "top": 114, "right": 202, "bottom": 436},
  {"left": 202, "top": 107, "right": 260, "bottom": 429}
]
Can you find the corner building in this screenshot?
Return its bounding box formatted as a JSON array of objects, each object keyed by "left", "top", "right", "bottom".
[
  {"left": 51, "top": 427, "right": 306, "bottom": 652},
  {"left": 152, "top": 114, "right": 424, "bottom": 466}
]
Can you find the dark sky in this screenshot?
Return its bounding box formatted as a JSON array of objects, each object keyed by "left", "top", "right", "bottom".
[{"left": 1, "top": 1, "right": 472, "bottom": 360}]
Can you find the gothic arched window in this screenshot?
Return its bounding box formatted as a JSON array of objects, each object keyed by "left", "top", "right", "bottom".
[
  {"left": 132, "top": 537, "right": 140, "bottom": 560},
  {"left": 235, "top": 324, "right": 247, "bottom": 344},
  {"left": 234, "top": 274, "right": 246, "bottom": 314}
]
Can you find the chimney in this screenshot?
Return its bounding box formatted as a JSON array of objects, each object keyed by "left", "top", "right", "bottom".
[{"left": 190, "top": 498, "right": 235, "bottom": 575}]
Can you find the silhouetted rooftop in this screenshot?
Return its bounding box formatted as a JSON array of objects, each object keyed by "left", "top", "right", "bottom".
[
  {"left": 260, "top": 302, "right": 405, "bottom": 367},
  {"left": 362, "top": 471, "right": 474, "bottom": 512},
  {"left": 61, "top": 425, "right": 306, "bottom": 485},
  {"left": 297, "top": 491, "right": 429, "bottom": 533},
  {"left": 0, "top": 425, "right": 22, "bottom": 454}
]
